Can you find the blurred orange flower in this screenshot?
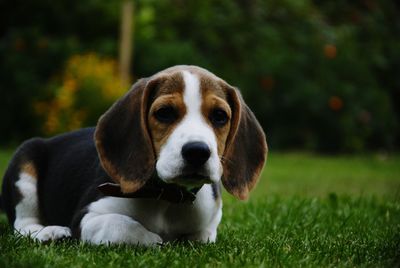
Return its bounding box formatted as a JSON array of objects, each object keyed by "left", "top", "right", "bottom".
[
  {"left": 328, "top": 96, "right": 343, "bottom": 111},
  {"left": 14, "top": 37, "right": 25, "bottom": 52},
  {"left": 324, "top": 44, "right": 337, "bottom": 59},
  {"left": 260, "top": 76, "right": 275, "bottom": 91}
]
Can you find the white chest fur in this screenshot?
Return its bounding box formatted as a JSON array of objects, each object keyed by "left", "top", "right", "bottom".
[{"left": 80, "top": 184, "right": 222, "bottom": 245}]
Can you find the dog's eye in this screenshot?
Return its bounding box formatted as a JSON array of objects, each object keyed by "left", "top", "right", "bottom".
[
  {"left": 210, "top": 108, "right": 229, "bottom": 127},
  {"left": 154, "top": 106, "right": 178, "bottom": 124}
]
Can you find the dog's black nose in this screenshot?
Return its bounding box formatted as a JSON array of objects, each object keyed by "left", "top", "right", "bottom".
[{"left": 182, "top": 142, "right": 211, "bottom": 167}]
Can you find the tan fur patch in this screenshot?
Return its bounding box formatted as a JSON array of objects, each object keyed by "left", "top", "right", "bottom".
[
  {"left": 199, "top": 75, "right": 233, "bottom": 156},
  {"left": 201, "top": 95, "right": 231, "bottom": 156},
  {"left": 120, "top": 179, "right": 146, "bottom": 194},
  {"left": 94, "top": 149, "right": 121, "bottom": 183},
  {"left": 232, "top": 187, "right": 249, "bottom": 200},
  {"left": 147, "top": 72, "right": 186, "bottom": 156},
  {"left": 21, "top": 162, "right": 37, "bottom": 178}
]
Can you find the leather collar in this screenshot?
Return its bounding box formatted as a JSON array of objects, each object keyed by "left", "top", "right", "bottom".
[{"left": 98, "top": 179, "right": 201, "bottom": 204}]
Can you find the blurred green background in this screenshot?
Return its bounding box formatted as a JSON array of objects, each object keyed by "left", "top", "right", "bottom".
[
  {"left": 1, "top": 2, "right": 399, "bottom": 265},
  {"left": 0, "top": 0, "right": 399, "bottom": 153}
]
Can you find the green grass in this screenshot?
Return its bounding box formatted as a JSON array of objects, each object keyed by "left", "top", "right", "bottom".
[
  {"left": 256, "top": 152, "right": 400, "bottom": 198},
  {"left": 1, "top": 149, "right": 399, "bottom": 267}
]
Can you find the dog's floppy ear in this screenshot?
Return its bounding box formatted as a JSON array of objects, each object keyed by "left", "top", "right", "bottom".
[
  {"left": 95, "top": 78, "right": 157, "bottom": 194},
  {"left": 221, "top": 85, "right": 268, "bottom": 200}
]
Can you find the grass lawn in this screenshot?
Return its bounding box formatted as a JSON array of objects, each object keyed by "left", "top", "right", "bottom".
[{"left": 0, "top": 149, "right": 399, "bottom": 267}]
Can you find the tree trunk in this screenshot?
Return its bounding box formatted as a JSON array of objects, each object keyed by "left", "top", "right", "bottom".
[{"left": 119, "top": 0, "right": 134, "bottom": 84}]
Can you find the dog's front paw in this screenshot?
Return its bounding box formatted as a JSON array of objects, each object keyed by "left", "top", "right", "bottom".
[
  {"left": 185, "top": 229, "right": 217, "bottom": 243},
  {"left": 35, "top": 226, "right": 72, "bottom": 242},
  {"left": 81, "top": 213, "right": 163, "bottom": 246},
  {"left": 135, "top": 229, "right": 163, "bottom": 246}
]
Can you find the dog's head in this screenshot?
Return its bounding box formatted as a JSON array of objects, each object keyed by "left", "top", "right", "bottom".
[{"left": 95, "top": 65, "right": 267, "bottom": 200}]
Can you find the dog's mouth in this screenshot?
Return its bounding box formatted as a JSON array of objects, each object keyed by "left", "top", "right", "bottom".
[{"left": 168, "top": 173, "right": 212, "bottom": 188}]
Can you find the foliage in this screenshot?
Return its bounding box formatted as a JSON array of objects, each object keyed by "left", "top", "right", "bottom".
[
  {"left": 0, "top": 0, "right": 399, "bottom": 152},
  {"left": 0, "top": 0, "right": 121, "bottom": 142},
  {"left": 133, "top": 0, "right": 400, "bottom": 152},
  {"left": 34, "top": 54, "right": 128, "bottom": 134}
]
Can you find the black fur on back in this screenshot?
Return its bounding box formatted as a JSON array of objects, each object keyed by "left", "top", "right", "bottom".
[{"left": 1, "top": 128, "right": 111, "bottom": 235}]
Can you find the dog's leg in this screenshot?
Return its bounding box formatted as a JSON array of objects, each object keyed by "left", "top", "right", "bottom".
[
  {"left": 80, "top": 212, "right": 162, "bottom": 246},
  {"left": 185, "top": 205, "right": 222, "bottom": 243},
  {"left": 14, "top": 167, "right": 71, "bottom": 242}
]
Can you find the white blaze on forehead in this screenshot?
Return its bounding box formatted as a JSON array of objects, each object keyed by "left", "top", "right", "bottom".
[
  {"left": 180, "top": 70, "right": 212, "bottom": 141},
  {"left": 182, "top": 71, "right": 202, "bottom": 116},
  {"left": 155, "top": 71, "right": 222, "bottom": 183}
]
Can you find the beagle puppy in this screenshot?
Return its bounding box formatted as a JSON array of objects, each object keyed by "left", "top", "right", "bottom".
[{"left": 1, "top": 65, "right": 267, "bottom": 246}]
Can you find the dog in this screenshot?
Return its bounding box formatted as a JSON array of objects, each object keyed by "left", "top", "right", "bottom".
[{"left": 1, "top": 65, "right": 267, "bottom": 246}]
